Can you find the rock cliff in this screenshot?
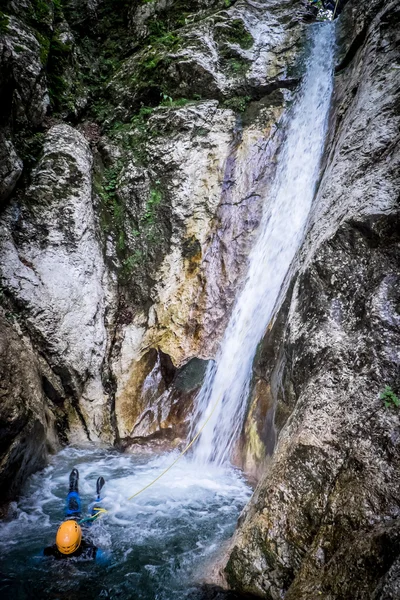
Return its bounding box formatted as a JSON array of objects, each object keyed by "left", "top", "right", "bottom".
[
  {"left": 225, "top": 0, "right": 400, "bottom": 597},
  {"left": 0, "top": 0, "right": 314, "bottom": 477}
]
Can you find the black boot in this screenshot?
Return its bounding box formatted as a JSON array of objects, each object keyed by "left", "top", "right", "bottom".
[
  {"left": 69, "top": 468, "right": 79, "bottom": 493},
  {"left": 96, "top": 476, "right": 105, "bottom": 498}
]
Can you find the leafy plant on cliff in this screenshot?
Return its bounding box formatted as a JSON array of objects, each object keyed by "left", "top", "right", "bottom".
[
  {"left": 143, "top": 188, "right": 162, "bottom": 225},
  {"left": 224, "top": 19, "right": 253, "bottom": 49},
  {"left": 31, "top": 0, "right": 52, "bottom": 26},
  {"left": 225, "top": 57, "right": 250, "bottom": 76},
  {"left": 147, "top": 19, "right": 182, "bottom": 51},
  {"left": 380, "top": 386, "right": 400, "bottom": 409},
  {"left": 222, "top": 95, "right": 251, "bottom": 112},
  {"left": 46, "top": 33, "right": 75, "bottom": 109}
]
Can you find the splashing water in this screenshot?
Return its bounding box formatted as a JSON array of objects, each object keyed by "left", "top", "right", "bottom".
[
  {"left": 192, "top": 23, "right": 335, "bottom": 465},
  {"left": 0, "top": 447, "right": 251, "bottom": 600}
]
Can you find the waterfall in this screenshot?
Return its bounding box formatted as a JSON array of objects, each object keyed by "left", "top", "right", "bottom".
[{"left": 192, "top": 23, "right": 335, "bottom": 465}]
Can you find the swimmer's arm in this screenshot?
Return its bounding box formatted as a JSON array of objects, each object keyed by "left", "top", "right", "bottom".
[{"left": 95, "top": 547, "right": 111, "bottom": 565}]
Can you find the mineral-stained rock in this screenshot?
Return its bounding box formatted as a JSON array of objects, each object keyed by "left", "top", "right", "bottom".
[
  {"left": 0, "top": 124, "right": 113, "bottom": 442},
  {"left": 109, "top": 90, "right": 289, "bottom": 439},
  {"left": 0, "top": 310, "right": 58, "bottom": 510},
  {"left": 225, "top": 0, "right": 400, "bottom": 597}
]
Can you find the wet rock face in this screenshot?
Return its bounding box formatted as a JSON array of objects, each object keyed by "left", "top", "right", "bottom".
[
  {"left": 0, "top": 124, "right": 113, "bottom": 443},
  {"left": 0, "top": 0, "right": 312, "bottom": 490},
  {"left": 226, "top": 0, "right": 400, "bottom": 597},
  {"left": 0, "top": 311, "right": 58, "bottom": 510},
  {"left": 109, "top": 0, "right": 310, "bottom": 116},
  {"left": 0, "top": 10, "right": 49, "bottom": 203},
  {"left": 99, "top": 0, "right": 308, "bottom": 439}
]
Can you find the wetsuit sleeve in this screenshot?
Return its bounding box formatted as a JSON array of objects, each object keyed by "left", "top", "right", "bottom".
[{"left": 95, "top": 548, "right": 111, "bottom": 566}]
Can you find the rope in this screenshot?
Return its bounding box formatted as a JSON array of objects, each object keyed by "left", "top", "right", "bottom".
[
  {"left": 78, "top": 507, "right": 107, "bottom": 525},
  {"left": 127, "top": 392, "right": 222, "bottom": 501},
  {"left": 332, "top": 0, "right": 340, "bottom": 19},
  {"left": 83, "top": 391, "right": 223, "bottom": 519}
]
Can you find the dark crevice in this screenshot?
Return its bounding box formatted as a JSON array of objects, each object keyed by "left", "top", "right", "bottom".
[
  {"left": 244, "top": 77, "right": 300, "bottom": 101},
  {"left": 71, "top": 398, "right": 92, "bottom": 441},
  {"left": 335, "top": 27, "right": 367, "bottom": 73}
]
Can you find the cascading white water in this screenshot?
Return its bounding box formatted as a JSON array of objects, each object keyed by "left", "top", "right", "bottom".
[{"left": 192, "top": 23, "right": 335, "bottom": 465}]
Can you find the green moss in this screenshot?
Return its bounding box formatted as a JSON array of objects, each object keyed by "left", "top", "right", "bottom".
[
  {"left": 122, "top": 250, "right": 145, "bottom": 274},
  {"left": 147, "top": 18, "right": 182, "bottom": 50},
  {"left": 35, "top": 31, "right": 50, "bottom": 64},
  {"left": 46, "top": 31, "right": 74, "bottom": 109},
  {"left": 225, "top": 19, "right": 254, "bottom": 49},
  {"left": 18, "top": 132, "right": 45, "bottom": 168},
  {"left": 380, "top": 385, "right": 400, "bottom": 409},
  {"left": 225, "top": 56, "right": 250, "bottom": 76},
  {"left": 32, "top": 0, "right": 52, "bottom": 24},
  {"left": 143, "top": 188, "right": 162, "bottom": 224},
  {"left": 0, "top": 11, "right": 9, "bottom": 33},
  {"left": 222, "top": 95, "right": 251, "bottom": 112},
  {"left": 96, "top": 158, "right": 168, "bottom": 287}
]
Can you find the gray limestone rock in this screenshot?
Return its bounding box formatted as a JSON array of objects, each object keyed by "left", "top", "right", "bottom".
[
  {"left": 0, "top": 310, "right": 58, "bottom": 510},
  {"left": 0, "top": 11, "right": 50, "bottom": 203},
  {"left": 0, "top": 124, "right": 113, "bottom": 442},
  {"left": 108, "top": 0, "right": 310, "bottom": 119},
  {"left": 225, "top": 0, "right": 400, "bottom": 597},
  {"left": 0, "top": 133, "right": 23, "bottom": 203}
]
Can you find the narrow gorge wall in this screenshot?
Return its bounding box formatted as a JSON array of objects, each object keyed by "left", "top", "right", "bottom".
[
  {"left": 0, "top": 0, "right": 316, "bottom": 499},
  {"left": 225, "top": 0, "right": 400, "bottom": 598}
]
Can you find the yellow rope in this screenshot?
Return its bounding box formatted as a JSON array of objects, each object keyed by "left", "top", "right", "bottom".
[
  {"left": 333, "top": 0, "right": 340, "bottom": 19},
  {"left": 91, "top": 391, "right": 223, "bottom": 517},
  {"left": 127, "top": 392, "right": 223, "bottom": 501}
]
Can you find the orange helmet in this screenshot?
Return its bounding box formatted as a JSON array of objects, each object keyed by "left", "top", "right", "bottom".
[{"left": 56, "top": 520, "right": 82, "bottom": 555}]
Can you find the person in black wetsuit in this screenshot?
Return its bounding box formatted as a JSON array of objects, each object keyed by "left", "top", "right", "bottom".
[{"left": 44, "top": 469, "right": 108, "bottom": 562}]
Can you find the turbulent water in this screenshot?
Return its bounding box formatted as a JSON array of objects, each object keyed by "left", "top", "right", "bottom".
[
  {"left": 192, "top": 23, "right": 335, "bottom": 465},
  {"left": 0, "top": 447, "right": 251, "bottom": 600}
]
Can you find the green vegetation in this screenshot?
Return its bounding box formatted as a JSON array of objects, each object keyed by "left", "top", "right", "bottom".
[
  {"left": 122, "top": 250, "right": 144, "bottom": 273},
  {"left": 307, "top": 0, "right": 332, "bottom": 20},
  {"left": 160, "top": 94, "right": 192, "bottom": 107},
  {"left": 18, "top": 132, "right": 45, "bottom": 169},
  {"left": 0, "top": 11, "right": 10, "bottom": 33},
  {"left": 144, "top": 188, "right": 162, "bottom": 224},
  {"left": 31, "top": 0, "right": 52, "bottom": 25},
  {"left": 380, "top": 385, "right": 400, "bottom": 409},
  {"left": 225, "top": 56, "right": 250, "bottom": 76},
  {"left": 35, "top": 31, "right": 51, "bottom": 64},
  {"left": 96, "top": 158, "right": 167, "bottom": 279},
  {"left": 46, "top": 33, "right": 73, "bottom": 108},
  {"left": 222, "top": 95, "right": 251, "bottom": 112},
  {"left": 147, "top": 18, "right": 182, "bottom": 51},
  {"left": 225, "top": 19, "right": 253, "bottom": 49}
]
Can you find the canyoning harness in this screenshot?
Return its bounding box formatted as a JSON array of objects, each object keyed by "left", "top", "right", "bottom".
[{"left": 78, "top": 507, "right": 108, "bottom": 525}]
